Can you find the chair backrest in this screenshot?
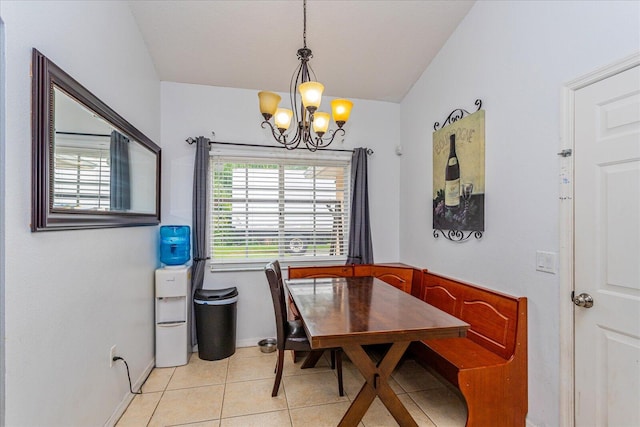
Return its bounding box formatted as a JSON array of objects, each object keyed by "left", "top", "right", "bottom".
[{"left": 265, "top": 260, "right": 287, "bottom": 350}]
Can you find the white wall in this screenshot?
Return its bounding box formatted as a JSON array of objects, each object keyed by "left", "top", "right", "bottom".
[
  {"left": 0, "top": 14, "right": 6, "bottom": 424},
  {"left": 1, "top": 1, "right": 160, "bottom": 425},
  {"left": 399, "top": 1, "right": 640, "bottom": 426},
  {"left": 161, "top": 81, "right": 401, "bottom": 346}
]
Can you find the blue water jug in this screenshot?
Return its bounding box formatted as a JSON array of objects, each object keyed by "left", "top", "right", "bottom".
[{"left": 160, "top": 225, "right": 191, "bottom": 266}]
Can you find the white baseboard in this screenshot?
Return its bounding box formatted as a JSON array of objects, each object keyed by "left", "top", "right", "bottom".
[
  {"left": 192, "top": 338, "right": 270, "bottom": 354},
  {"left": 237, "top": 337, "right": 265, "bottom": 348},
  {"left": 104, "top": 357, "right": 155, "bottom": 427}
]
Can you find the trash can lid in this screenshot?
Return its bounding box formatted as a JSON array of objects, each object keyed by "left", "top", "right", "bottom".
[{"left": 194, "top": 287, "right": 238, "bottom": 301}]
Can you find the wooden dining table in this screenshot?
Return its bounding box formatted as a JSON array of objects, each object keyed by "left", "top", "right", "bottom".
[{"left": 285, "top": 276, "right": 470, "bottom": 427}]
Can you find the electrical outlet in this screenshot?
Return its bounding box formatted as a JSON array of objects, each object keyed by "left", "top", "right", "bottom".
[{"left": 109, "top": 345, "right": 117, "bottom": 367}]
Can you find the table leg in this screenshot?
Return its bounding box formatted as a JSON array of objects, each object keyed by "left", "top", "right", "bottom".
[
  {"left": 339, "top": 341, "right": 417, "bottom": 427},
  {"left": 301, "top": 350, "right": 324, "bottom": 369}
]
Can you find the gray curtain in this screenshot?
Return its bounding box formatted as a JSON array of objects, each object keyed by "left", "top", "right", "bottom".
[
  {"left": 191, "top": 136, "right": 210, "bottom": 346},
  {"left": 109, "top": 130, "right": 130, "bottom": 210},
  {"left": 346, "top": 148, "right": 373, "bottom": 264}
]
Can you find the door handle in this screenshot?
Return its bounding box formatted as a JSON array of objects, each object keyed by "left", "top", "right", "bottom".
[{"left": 573, "top": 292, "right": 594, "bottom": 308}]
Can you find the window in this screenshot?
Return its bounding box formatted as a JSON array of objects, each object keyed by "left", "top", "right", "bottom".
[
  {"left": 53, "top": 145, "right": 110, "bottom": 210},
  {"left": 210, "top": 153, "right": 351, "bottom": 268}
]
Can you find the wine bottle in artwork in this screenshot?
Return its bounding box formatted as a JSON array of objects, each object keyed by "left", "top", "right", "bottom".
[{"left": 444, "top": 134, "right": 460, "bottom": 209}]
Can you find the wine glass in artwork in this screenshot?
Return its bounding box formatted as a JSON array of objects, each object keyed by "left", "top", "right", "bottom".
[{"left": 461, "top": 182, "right": 474, "bottom": 210}]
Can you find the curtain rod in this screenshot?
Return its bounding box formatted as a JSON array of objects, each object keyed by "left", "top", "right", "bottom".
[
  {"left": 56, "top": 131, "right": 111, "bottom": 138},
  {"left": 185, "top": 134, "right": 373, "bottom": 155}
]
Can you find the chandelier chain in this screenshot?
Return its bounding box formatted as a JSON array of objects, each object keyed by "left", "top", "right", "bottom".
[{"left": 303, "top": 0, "right": 307, "bottom": 48}]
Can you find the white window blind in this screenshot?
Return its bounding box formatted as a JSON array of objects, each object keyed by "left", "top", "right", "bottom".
[
  {"left": 53, "top": 146, "right": 110, "bottom": 210},
  {"left": 210, "top": 154, "right": 351, "bottom": 268}
]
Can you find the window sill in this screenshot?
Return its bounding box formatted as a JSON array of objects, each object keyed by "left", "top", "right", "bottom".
[{"left": 209, "top": 257, "right": 348, "bottom": 273}]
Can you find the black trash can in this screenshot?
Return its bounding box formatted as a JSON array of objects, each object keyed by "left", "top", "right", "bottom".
[{"left": 194, "top": 287, "right": 238, "bottom": 360}]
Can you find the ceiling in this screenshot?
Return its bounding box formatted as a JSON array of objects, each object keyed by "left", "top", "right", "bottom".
[{"left": 129, "top": 0, "right": 474, "bottom": 103}]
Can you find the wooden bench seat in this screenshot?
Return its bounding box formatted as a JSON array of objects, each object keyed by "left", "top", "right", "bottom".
[
  {"left": 424, "top": 337, "right": 507, "bottom": 371},
  {"left": 410, "top": 271, "right": 528, "bottom": 427}
]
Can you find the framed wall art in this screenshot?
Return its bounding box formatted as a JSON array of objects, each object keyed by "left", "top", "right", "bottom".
[{"left": 432, "top": 100, "right": 485, "bottom": 241}]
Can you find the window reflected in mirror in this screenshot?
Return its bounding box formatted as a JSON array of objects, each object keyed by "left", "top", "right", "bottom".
[{"left": 52, "top": 87, "right": 157, "bottom": 214}]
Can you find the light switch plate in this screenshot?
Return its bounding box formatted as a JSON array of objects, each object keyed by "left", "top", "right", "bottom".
[{"left": 536, "top": 251, "right": 557, "bottom": 274}]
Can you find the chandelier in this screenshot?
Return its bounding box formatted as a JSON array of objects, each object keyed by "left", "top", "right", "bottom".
[{"left": 258, "top": 0, "right": 353, "bottom": 151}]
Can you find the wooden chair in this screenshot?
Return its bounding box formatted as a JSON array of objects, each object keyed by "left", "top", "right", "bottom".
[{"left": 265, "top": 261, "right": 343, "bottom": 397}]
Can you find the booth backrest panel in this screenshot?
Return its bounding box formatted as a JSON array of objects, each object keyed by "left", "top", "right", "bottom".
[
  {"left": 288, "top": 265, "right": 353, "bottom": 279},
  {"left": 371, "top": 266, "right": 413, "bottom": 293},
  {"left": 419, "top": 275, "right": 465, "bottom": 316},
  {"left": 422, "top": 272, "right": 519, "bottom": 360},
  {"left": 353, "top": 265, "right": 372, "bottom": 276},
  {"left": 288, "top": 264, "right": 415, "bottom": 293}
]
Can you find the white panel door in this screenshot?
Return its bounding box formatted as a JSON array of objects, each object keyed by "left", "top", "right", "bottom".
[{"left": 574, "top": 65, "right": 640, "bottom": 426}]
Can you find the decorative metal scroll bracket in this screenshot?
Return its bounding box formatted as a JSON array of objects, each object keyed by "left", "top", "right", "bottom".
[
  {"left": 434, "top": 99, "right": 483, "bottom": 131},
  {"left": 433, "top": 229, "right": 483, "bottom": 242}
]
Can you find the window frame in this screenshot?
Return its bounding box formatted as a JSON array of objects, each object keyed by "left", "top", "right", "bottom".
[{"left": 208, "top": 147, "right": 352, "bottom": 271}]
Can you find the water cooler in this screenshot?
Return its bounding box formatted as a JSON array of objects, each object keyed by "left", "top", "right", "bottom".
[{"left": 155, "top": 266, "right": 191, "bottom": 367}]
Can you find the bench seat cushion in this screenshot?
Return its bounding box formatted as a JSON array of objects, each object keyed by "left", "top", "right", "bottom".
[{"left": 422, "top": 337, "right": 507, "bottom": 370}]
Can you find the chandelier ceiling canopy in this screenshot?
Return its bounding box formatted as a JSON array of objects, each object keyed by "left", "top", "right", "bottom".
[{"left": 258, "top": 0, "right": 353, "bottom": 151}]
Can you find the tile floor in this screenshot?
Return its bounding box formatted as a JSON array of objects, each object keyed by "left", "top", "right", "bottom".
[{"left": 116, "top": 346, "right": 467, "bottom": 427}]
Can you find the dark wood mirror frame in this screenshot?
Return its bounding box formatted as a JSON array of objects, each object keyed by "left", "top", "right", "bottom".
[{"left": 31, "top": 48, "right": 161, "bottom": 231}]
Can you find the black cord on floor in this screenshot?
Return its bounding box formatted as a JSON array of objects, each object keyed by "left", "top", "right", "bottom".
[{"left": 113, "top": 356, "right": 143, "bottom": 394}]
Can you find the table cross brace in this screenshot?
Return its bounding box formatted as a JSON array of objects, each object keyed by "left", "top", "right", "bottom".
[{"left": 339, "top": 341, "right": 417, "bottom": 427}]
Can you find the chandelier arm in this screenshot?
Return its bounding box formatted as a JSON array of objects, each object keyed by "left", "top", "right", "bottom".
[
  {"left": 288, "top": 112, "right": 304, "bottom": 146},
  {"left": 262, "top": 120, "right": 304, "bottom": 150},
  {"left": 290, "top": 62, "right": 302, "bottom": 103},
  {"left": 306, "top": 62, "right": 317, "bottom": 82},
  {"left": 303, "top": 134, "right": 320, "bottom": 152},
  {"left": 297, "top": 64, "right": 310, "bottom": 139},
  {"left": 261, "top": 120, "right": 287, "bottom": 144},
  {"left": 314, "top": 127, "right": 345, "bottom": 149},
  {"left": 290, "top": 63, "right": 304, "bottom": 143},
  {"left": 301, "top": 60, "right": 310, "bottom": 84},
  {"left": 281, "top": 121, "right": 306, "bottom": 150},
  {"left": 284, "top": 124, "right": 303, "bottom": 150},
  {"left": 282, "top": 134, "right": 302, "bottom": 150},
  {"left": 302, "top": 124, "right": 312, "bottom": 149}
]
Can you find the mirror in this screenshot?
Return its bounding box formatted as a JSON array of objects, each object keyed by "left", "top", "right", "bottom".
[{"left": 31, "top": 49, "right": 161, "bottom": 231}]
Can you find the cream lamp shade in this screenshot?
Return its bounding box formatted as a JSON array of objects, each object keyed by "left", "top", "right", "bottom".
[
  {"left": 258, "top": 91, "right": 281, "bottom": 119},
  {"left": 298, "top": 81, "right": 324, "bottom": 112},
  {"left": 312, "top": 112, "right": 330, "bottom": 135},
  {"left": 274, "top": 108, "right": 293, "bottom": 132},
  {"left": 330, "top": 99, "right": 353, "bottom": 127}
]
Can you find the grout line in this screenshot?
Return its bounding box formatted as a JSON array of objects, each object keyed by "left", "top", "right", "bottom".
[
  {"left": 218, "top": 408, "right": 290, "bottom": 422},
  {"left": 284, "top": 369, "right": 294, "bottom": 427},
  {"left": 219, "top": 352, "right": 230, "bottom": 421},
  {"left": 406, "top": 392, "right": 438, "bottom": 427},
  {"left": 145, "top": 362, "right": 179, "bottom": 426},
  {"left": 281, "top": 368, "right": 295, "bottom": 427}
]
